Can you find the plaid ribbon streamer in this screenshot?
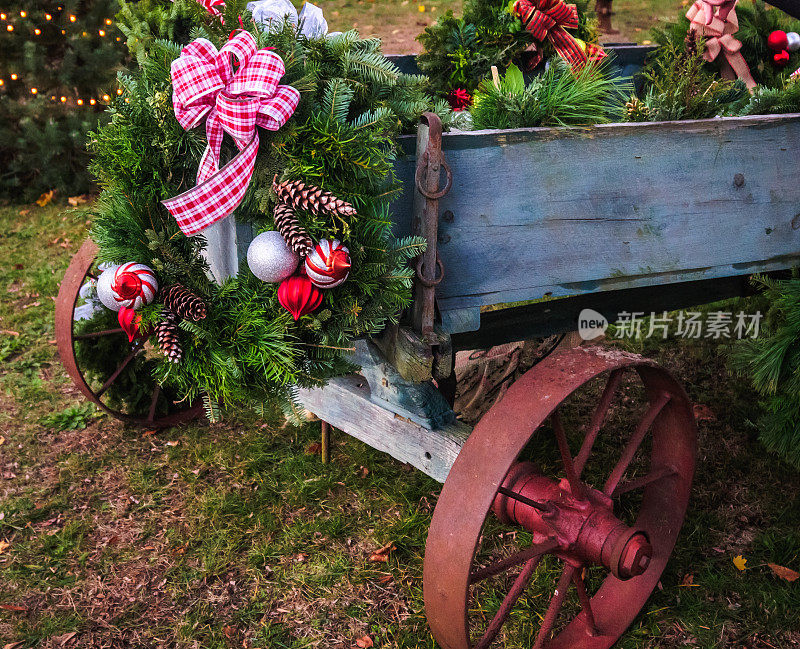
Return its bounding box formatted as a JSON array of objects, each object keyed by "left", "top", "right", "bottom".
[
  {"left": 162, "top": 31, "right": 300, "bottom": 236},
  {"left": 686, "top": 0, "right": 756, "bottom": 91},
  {"left": 512, "top": 0, "right": 605, "bottom": 70}
]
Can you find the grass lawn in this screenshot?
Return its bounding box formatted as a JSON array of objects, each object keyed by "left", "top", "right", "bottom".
[
  {"left": 1, "top": 196, "right": 799, "bottom": 649},
  {"left": 0, "top": 3, "right": 794, "bottom": 647}
]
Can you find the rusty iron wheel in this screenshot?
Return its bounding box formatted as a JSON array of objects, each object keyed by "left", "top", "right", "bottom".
[
  {"left": 55, "top": 239, "right": 203, "bottom": 428},
  {"left": 424, "top": 346, "right": 696, "bottom": 649}
]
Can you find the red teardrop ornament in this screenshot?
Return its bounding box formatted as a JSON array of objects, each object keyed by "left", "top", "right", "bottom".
[
  {"left": 774, "top": 49, "right": 791, "bottom": 67},
  {"left": 118, "top": 306, "right": 142, "bottom": 342},
  {"left": 278, "top": 275, "right": 323, "bottom": 321}
]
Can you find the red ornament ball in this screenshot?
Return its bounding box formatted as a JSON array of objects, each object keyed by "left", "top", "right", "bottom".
[
  {"left": 774, "top": 49, "right": 791, "bottom": 67},
  {"left": 305, "top": 239, "right": 351, "bottom": 289},
  {"left": 768, "top": 30, "right": 789, "bottom": 52},
  {"left": 278, "top": 274, "right": 323, "bottom": 320}
]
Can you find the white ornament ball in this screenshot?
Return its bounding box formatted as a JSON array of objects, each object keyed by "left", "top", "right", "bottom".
[
  {"left": 247, "top": 231, "right": 299, "bottom": 283},
  {"left": 96, "top": 262, "right": 158, "bottom": 311},
  {"left": 787, "top": 32, "right": 800, "bottom": 52}
]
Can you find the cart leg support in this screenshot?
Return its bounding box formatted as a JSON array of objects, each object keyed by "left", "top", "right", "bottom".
[{"left": 320, "top": 420, "right": 331, "bottom": 464}]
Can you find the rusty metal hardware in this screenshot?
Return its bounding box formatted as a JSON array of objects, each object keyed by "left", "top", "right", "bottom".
[
  {"left": 55, "top": 239, "right": 203, "bottom": 428},
  {"left": 412, "top": 112, "right": 451, "bottom": 339},
  {"left": 415, "top": 254, "right": 444, "bottom": 288},
  {"left": 424, "top": 346, "right": 697, "bottom": 649},
  {"left": 493, "top": 462, "right": 653, "bottom": 580},
  {"left": 415, "top": 150, "right": 453, "bottom": 200}
]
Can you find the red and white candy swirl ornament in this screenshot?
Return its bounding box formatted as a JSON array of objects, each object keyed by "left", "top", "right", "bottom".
[
  {"left": 304, "top": 239, "right": 351, "bottom": 289},
  {"left": 97, "top": 262, "right": 158, "bottom": 311}
]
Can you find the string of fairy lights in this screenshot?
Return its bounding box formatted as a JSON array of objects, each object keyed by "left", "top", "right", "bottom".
[{"left": 0, "top": 6, "right": 125, "bottom": 108}]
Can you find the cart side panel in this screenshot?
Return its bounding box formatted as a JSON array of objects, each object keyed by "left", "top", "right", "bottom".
[{"left": 396, "top": 115, "right": 800, "bottom": 333}]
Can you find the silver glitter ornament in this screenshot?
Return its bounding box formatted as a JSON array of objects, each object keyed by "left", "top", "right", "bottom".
[
  {"left": 788, "top": 32, "right": 800, "bottom": 52},
  {"left": 247, "top": 231, "right": 299, "bottom": 283}
]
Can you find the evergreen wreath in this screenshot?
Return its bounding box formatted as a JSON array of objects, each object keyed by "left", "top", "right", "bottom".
[
  {"left": 417, "top": 0, "right": 601, "bottom": 95},
  {"left": 78, "top": 0, "right": 446, "bottom": 420}
]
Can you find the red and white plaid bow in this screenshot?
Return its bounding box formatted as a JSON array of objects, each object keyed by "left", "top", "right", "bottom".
[{"left": 163, "top": 31, "right": 300, "bottom": 236}]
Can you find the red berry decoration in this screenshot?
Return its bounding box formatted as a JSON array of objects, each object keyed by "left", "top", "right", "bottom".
[
  {"left": 768, "top": 30, "right": 789, "bottom": 52},
  {"left": 774, "top": 49, "right": 791, "bottom": 67},
  {"left": 278, "top": 275, "right": 323, "bottom": 320},
  {"left": 304, "top": 239, "right": 351, "bottom": 289},
  {"left": 117, "top": 307, "right": 142, "bottom": 343},
  {"left": 447, "top": 88, "right": 473, "bottom": 112}
]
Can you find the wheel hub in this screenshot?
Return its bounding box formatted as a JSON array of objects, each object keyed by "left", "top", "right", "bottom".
[{"left": 491, "top": 462, "right": 652, "bottom": 579}]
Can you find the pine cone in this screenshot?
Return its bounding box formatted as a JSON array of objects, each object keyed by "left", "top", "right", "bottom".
[
  {"left": 272, "top": 176, "right": 357, "bottom": 218},
  {"left": 155, "top": 313, "right": 182, "bottom": 364},
  {"left": 161, "top": 284, "right": 207, "bottom": 321},
  {"left": 274, "top": 203, "right": 314, "bottom": 256},
  {"left": 625, "top": 97, "right": 650, "bottom": 122}
]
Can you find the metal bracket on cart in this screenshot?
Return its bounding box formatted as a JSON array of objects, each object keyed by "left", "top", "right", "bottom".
[{"left": 339, "top": 112, "right": 457, "bottom": 430}]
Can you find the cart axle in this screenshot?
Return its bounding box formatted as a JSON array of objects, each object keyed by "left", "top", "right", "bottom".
[{"left": 492, "top": 462, "right": 652, "bottom": 579}]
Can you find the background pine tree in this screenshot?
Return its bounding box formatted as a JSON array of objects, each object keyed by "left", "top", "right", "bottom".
[{"left": 0, "top": 0, "right": 127, "bottom": 200}]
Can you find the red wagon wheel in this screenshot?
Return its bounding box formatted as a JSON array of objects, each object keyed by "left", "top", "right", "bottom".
[
  {"left": 424, "top": 346, "right": 696, "bottom": 649},
  {"left": 55, "top": 239, "right": 203, "bottom": 428}
]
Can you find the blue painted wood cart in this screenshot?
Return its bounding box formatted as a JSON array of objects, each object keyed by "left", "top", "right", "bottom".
[
  {"left": 56, "top": 45, "right": 800, "bottom": 649},
  {"left": 247, "top": 56, "right": 800, "bottom": 643}
]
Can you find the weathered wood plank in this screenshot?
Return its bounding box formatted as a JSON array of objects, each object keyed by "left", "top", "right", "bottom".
[
  {"left": 297, "top": 374, "right": 471, "bottom": 483},
  {"left": 348, "top": 339, "right": 455, "bottom": 429},
  {"left": 394, "top": 115, "right": 800, "bottom": 332}
]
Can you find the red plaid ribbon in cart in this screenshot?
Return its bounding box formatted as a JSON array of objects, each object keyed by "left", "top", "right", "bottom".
[
  {"left": 512, "top": 0, "right": 606, "bottom": 70},
  {"left": 162, "top": 31, "right": 300, "bottom": 236}
]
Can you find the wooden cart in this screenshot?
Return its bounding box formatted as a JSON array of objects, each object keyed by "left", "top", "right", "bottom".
[{"left": 56, "top": 45, "right": 800, "bottom": 648}]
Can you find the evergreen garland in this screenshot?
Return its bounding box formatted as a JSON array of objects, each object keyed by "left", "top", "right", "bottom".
[
  {"left": 469, "top": 59, "right": 628, "bottom": 130},
  {"left": 738, "top": 75, "right": 800, "bottom": 115},
  {"left": 80, "top": 0, "right": 439, "bottom": 419},
  {"left": 626, "top": 39, "right": 749, "bottom": 123},
  {"left": 732, "top": 274, "right": 800, "bottom": 469}
]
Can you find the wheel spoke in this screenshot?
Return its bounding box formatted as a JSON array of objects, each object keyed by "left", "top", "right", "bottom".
[
  {"left": 470, "top": 539, "right": 559, "bottom": 584},
  {"left": 147, "top": 385, "right": 162, "bottom": 422},
  {"left": 574, "top": 369, "right": 625, "bottom": 477},
  {"left": 496, "top": 486, "right": 555, "bottom": 515},
  {"left": 611, "top": 465, "right": 677, "bottom": 498},
  {"left": 474, "top": 555, "right": 543, "bottom": 649},
  {"left": 74, "top": 327, "right": 125, "bottom": 341},
  {"left": 604, "top": 392, "right": 671, "bottom": 496},
  {"left": 571, "top": 569, "right": 599, "bottom": 636},
  {"left": 95, "top": 348, "right": 140, "bottom": 398},
  {"left": 532, "top": 563, "right": 576, "bottom": 649},
  {"left": 550, "top": 410, "right": 584, "bottom": 499}
]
